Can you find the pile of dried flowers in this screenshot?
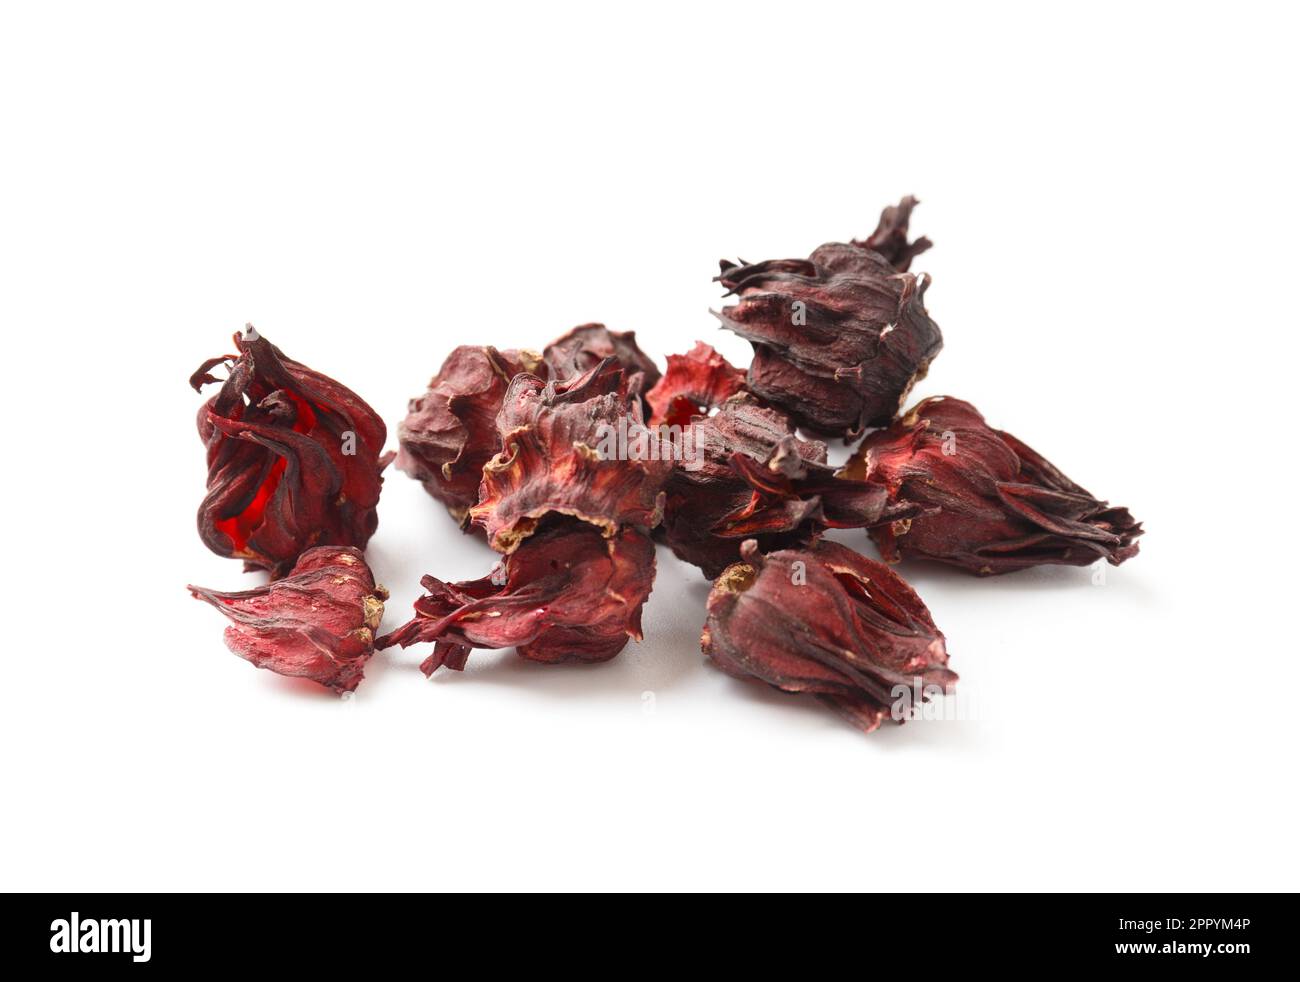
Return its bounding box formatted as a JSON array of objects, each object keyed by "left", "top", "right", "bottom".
[{"left": 187, "top": 198, "right": 1142, "bottom": 730}]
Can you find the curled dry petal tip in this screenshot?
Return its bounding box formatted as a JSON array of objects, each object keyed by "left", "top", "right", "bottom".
[
  {"left": 192, "top": 330, "right": 389, "bottom": 577},
  {"left": 377, "top": 519, "right": 656, "bottom": 674},
  {"left": 851, "top": 195, "right": 933, "bottom": 272},
  {"left": 188, "top": 545, "right": 387, "bottom": 693},
  {"left": 847, "top": 396, "right": 1144, "bottom": 574},
  {"left": 702, "top": 539, "right": 955, "bottom": 733},
  {"left": 189, "top": 355, "right": 234, "bottom": 393}
]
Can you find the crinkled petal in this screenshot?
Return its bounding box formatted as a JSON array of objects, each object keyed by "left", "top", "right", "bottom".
[
  {"left": 471, "top": 360, "right": 671, "bottom": 552},
  {"left": 395, "top": 345, "right": 544, "bottom": 525},
  {"left": 188, "top": 546, "right": 387, "bottom": 693},
  {"left": 646, "top": 341, "right": 746, "bottom": 426}
]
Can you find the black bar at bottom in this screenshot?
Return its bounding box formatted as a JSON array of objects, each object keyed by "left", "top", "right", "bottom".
[{"left": 0, "top": 892, "right": 1287, "bottom": 971}]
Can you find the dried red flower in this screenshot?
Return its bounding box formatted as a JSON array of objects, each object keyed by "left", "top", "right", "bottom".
[
  {"left": 543, "top": 322, "right": 661, "bottom": 391},
  {"left": 471, "top": 359, "right": 671, "bottom": 553},
  {"left": 378, "top": 519, "right": 655, "bottom": 675},
  {"left": 657, "top": 395, "right": 907, "bottom": 577},
  {"left": 843, "top": 396, "right": 1144, "bottom": 575},
  {"left": 646, "top": 341, "right": 747, "bottom": 426},
  {"left": 188, "top": 546, "right": 387, "bottom": 693},
  {"left": 702, "top": 540, "right": 956, "bottom": 733},
  {"left": 395, "top": 345, "right": 545, "bottom": 526},
  {"left": 716, "top": 212, "right": 943, "bottom": 438},
  {"left": 191, "top": 327, "right": 390, "bottom": 577},
  {"left": 852, "top": 194, "right": 933, "bottom": 271},
  {"left": 659, "top": 395, "right": 821, "bottom": 577}
]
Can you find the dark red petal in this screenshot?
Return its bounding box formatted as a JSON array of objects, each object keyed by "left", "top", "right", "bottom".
[{"left": 646, "top": 341, "right": 746, "bottom": 426}]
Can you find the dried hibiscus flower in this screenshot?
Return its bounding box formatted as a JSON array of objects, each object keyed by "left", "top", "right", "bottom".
[
  {"left": 543, "top": 322, "right": 661, "bottom": 391},
  {"left": 471, "top": 359, "right": 671, "bottom": 553},
  {"left": 378, "top": 519, "right": 655, "bottom": 675},
  {"left": 191, "top": 326, "right": 390, "bottom": 577},
  {"left": 852, "top": 194, "right": 933, "bottom": 272},
  {"left": 716, "top": 207, "right": 943, "bottom": 438},
  {"left": 646, "top": 341, "right": 747, "bottom": 426},
  {"left": 658, "top": 395, "right": 906, "bottom": 578},
  {"left": 659, "top": 395, "right": 819, "bottom": 577},
  {"left": 843, "top": 396, "right": 1143, "bottom": 575},
  {"left": 702, "top": 539, "right": 956, "bottom": 733},
  {"left": 395, "top": 345, "right": 545, "bottom": 527},
  {"left": 188, "top": 546, "right": 387, "bottom": 693}
]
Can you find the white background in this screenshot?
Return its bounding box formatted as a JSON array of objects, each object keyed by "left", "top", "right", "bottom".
[{"left": 2, "top": 2, "right": 1297, "bottom": 892}]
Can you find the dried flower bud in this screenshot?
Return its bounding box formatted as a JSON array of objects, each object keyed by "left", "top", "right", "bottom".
[
  {"left": 702, "top": 540, "right": 956, "bottom": 733},
  {"left": 395, "top": 345, "right": 544, "bottom": 526},
  {"left": 646, "top": 341, "right": 747, "bottom": 426},
  {"left": 851, "top": 194, "right": 933, "bottom": 271},
  {"left": 658, "top": 395, "right": 905, "bottom": 577},
  {"left": 844, "top": 396, "right": 1144, "bottom": 575},
  {"left": 378, "top": 520, "right": 655, "bottom": 675},
  {"left": 542, "top": 322, "right": 661, "bottom": 391},
  {"left": 659, "top": 395, "right": 822, "bottom": 577},
  {"left": 191, "top": 327, "right": 390, "bottom": 577},
  {"left": 717, "top": 212, "right": 943, "bottom": 438},
  {"left": 471, "top": 359, "right": 671, "bottom": 553},
  {"left": 188, "top": 546, "right": 387, "bottom": 693}
]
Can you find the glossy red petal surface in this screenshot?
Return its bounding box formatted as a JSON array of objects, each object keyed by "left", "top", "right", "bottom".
[{"left": 192, "top": 327, "right": 389, "bottom": 577}]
